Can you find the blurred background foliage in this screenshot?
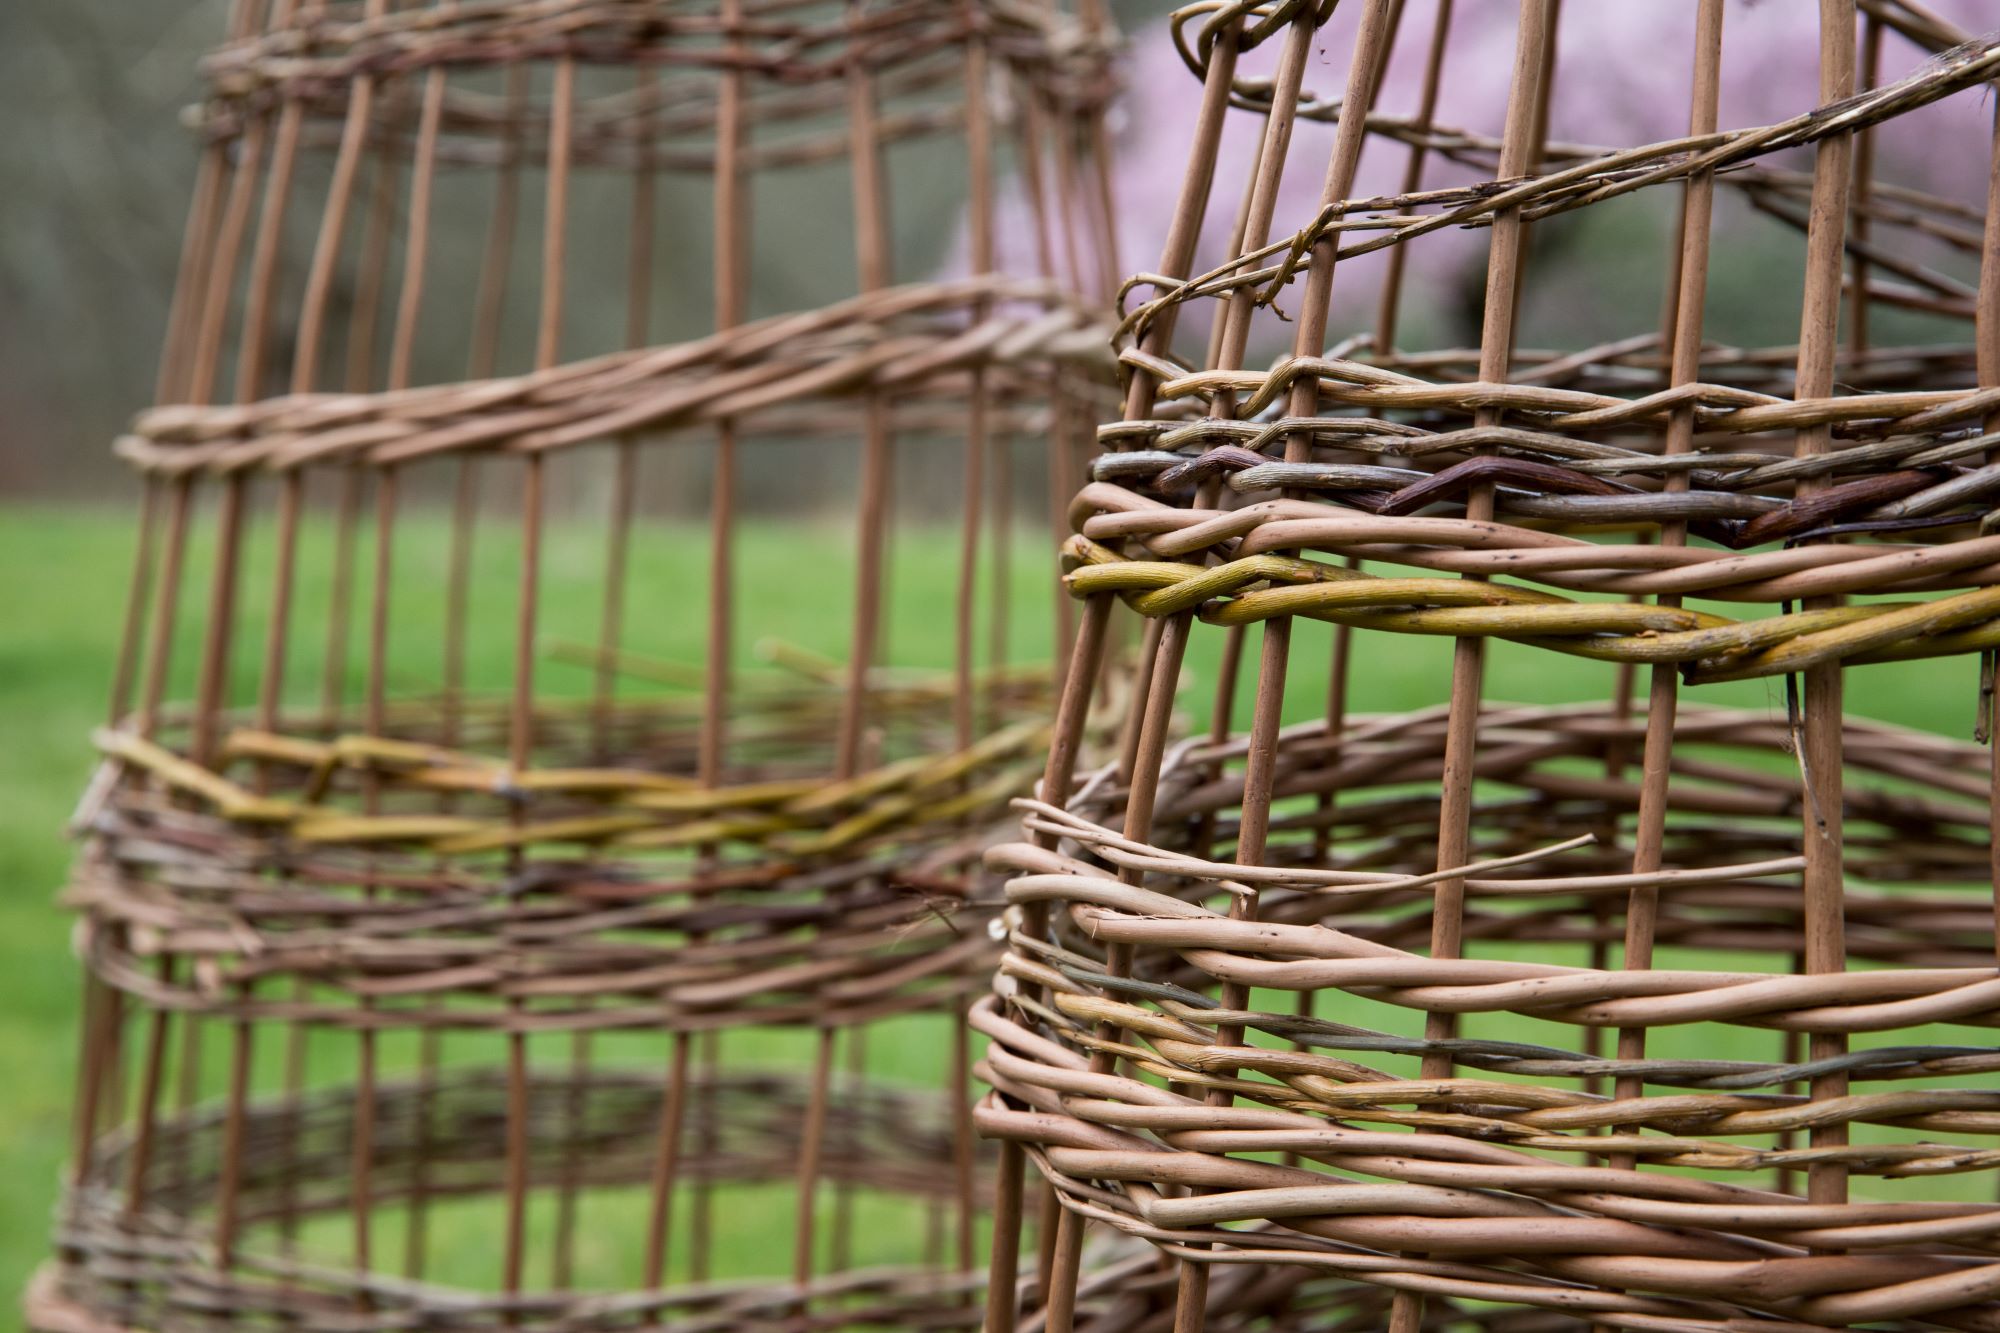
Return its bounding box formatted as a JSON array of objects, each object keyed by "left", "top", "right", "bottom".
[{"left": 0, "top": 3, "right": 226, "bottom": 496}]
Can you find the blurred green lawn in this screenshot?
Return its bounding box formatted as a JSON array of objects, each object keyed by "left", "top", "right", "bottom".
[{"left": 2, "top": 502, "right": 1993, "bottom": 1307}]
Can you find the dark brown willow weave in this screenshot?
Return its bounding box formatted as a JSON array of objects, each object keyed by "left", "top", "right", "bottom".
[
  {"left": 980, "top": 2, "right": 2000, "bottom": 1332},
  {"left": 37, "top": 2, "right": 1126, "bottom": 1330}
]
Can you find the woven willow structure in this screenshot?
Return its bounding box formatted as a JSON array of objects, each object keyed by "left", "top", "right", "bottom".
[
  {"left": 35, "top": 3, "right": 1125, "bottom": 1331},
  {"left": 979, "top": 2, "right": 2000, "bottom": 1331}
]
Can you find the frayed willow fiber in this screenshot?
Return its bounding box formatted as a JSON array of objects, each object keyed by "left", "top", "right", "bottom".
[{"left": 980, "top": 2, "right": 2000, "bottom": 1332}]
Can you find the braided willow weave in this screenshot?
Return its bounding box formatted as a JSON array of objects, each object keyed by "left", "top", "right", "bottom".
[
  {"left": 33, "top": 1060, "right": 1518, "bottom": 1333},
  {"left": 982, "top": 3, "right": 2000, "bottom": 1332},
  {"left": 44, "top": 1, "right": 1122, "bottom": 1329}
]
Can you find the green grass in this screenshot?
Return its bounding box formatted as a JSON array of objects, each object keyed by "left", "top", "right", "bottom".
[
  {"left": 1, "top": 510, "right": 119, "bottom": 1313},
  {"left": 2, "top": 502, "right": 1996, "bottom": 1312}
]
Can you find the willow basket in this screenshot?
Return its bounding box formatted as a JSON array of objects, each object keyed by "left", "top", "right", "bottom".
[
  {"left": 40, "top": 1, "right": 1122, "bottom": 1328},
  {"left": 980, "top": 2, "right": 2000, "bottom": 1331}
]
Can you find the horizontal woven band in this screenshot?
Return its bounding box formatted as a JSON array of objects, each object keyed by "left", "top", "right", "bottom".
[{"left": 121, "top": 278, "right": 1111, "bottom": 476}]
